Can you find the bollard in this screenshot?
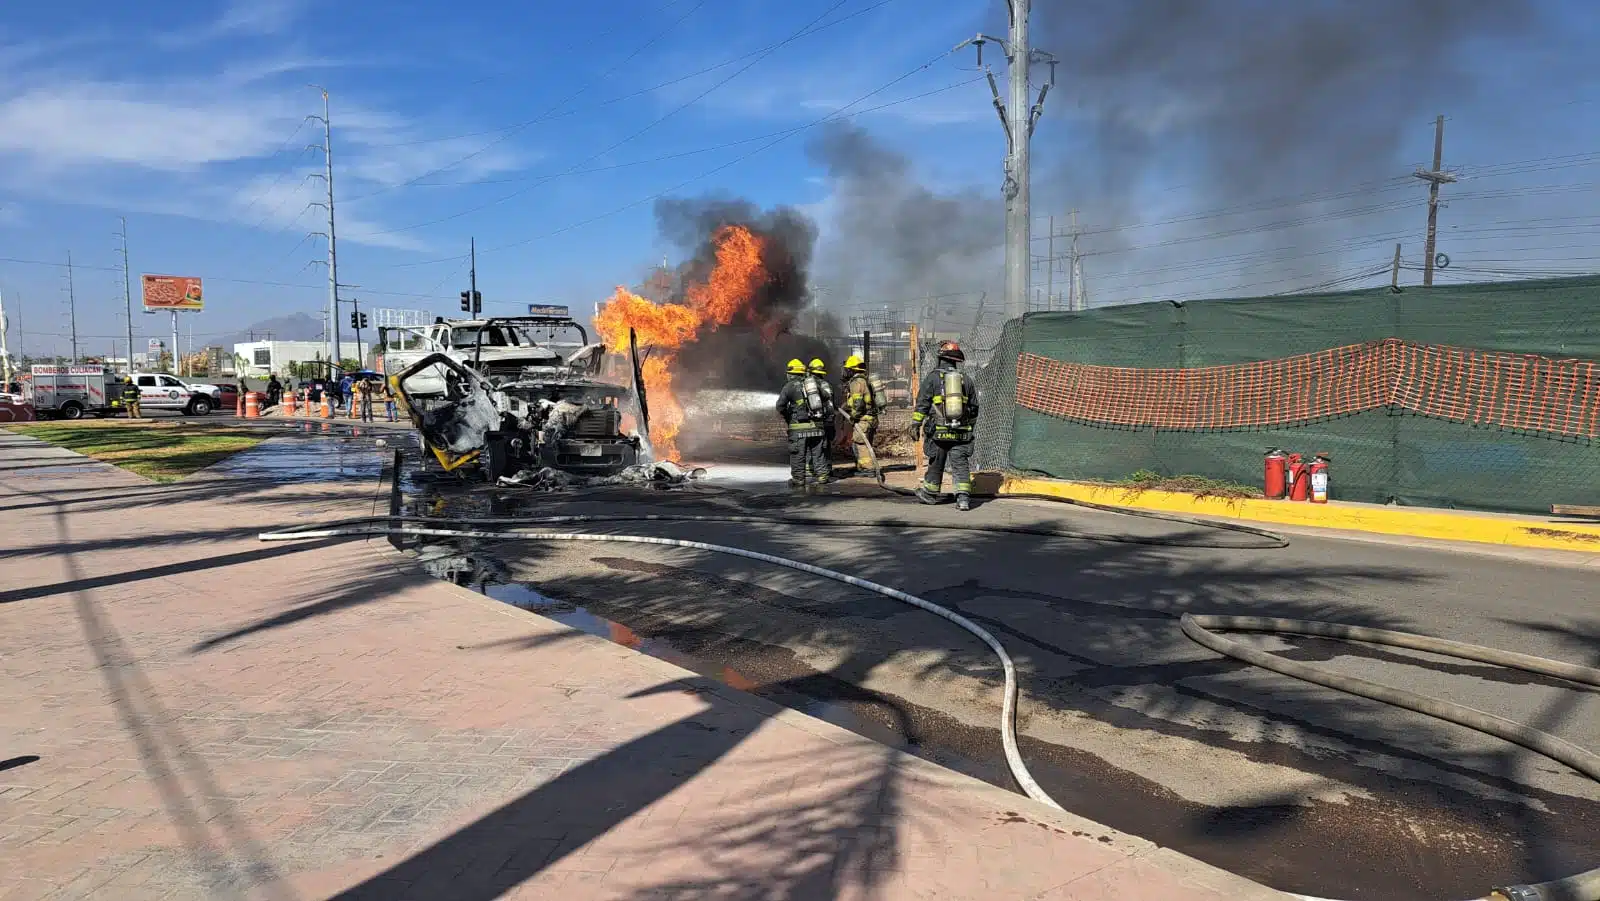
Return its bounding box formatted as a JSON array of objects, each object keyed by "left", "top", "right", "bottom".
[
  {"left": 283, "top": 394, "right": 297, "bottom": 416},
  {"left": 320, "top": 397, "right": 331, "bottom": 419},
  {"left": 244, "top": 392, "right": 262, "bottom": 419}
]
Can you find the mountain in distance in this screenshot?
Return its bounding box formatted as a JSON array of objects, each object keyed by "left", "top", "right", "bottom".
[{"left": 215, "top": 313, "right": 323, "bottom": 348}]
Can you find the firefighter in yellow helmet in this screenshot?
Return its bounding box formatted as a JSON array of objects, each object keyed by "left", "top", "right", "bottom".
[
  {"left": 912, "top": 340, "right": 978, "bottom": 510},
  {"left": 839, "top": 354, "right": 881, "bottom": 474},
  {"left": 807, "top": 358, "right": 837, "bottom": 485},
  {"left": 776, "top": 358, "right": 830, "bottom": 493}
]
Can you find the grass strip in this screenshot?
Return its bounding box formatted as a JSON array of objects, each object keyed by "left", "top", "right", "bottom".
[{"left": 3, "top": 421, "right": 269, "bottom": 482}]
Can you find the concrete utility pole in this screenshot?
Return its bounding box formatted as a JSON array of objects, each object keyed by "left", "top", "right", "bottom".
[
  {"left": 1045, "top": 214, "right": 1055, "bottom": 311},
  {"left": 1390, "top": 242, "right": 1404, "bottom": 293},
  {"left": 1415, "top": 115, "right": 1456, "bottom": 288},
  {"left": 959, "top": 2, "right": 1055, "bottom": 320},
  {"left": 0, "top": 289, "right": 11, "bottom": 386},
  {"left": 118, "top": 217, "right": 134, "bottom": 375},
  {"left": 1069, "top": 209, "right": 1084, "bottom": 311},
  {"left": 65, "top": 252, "right": 79, "bottom": 363},
  {"left": 309, "top": 87, "right": 343, "bottom": 367}
]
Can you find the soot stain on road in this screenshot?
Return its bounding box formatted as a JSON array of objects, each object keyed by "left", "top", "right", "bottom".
[{"left": 408, "top": 536, "right": 1599, "bottom": 901}]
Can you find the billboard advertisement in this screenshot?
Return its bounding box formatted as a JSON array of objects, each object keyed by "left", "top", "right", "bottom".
[{"left": 141, "top": 275, "right": 204, "bottom": 311}]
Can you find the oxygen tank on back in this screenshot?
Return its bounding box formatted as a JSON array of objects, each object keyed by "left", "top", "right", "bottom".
[
  {"left": 803, "top": 374, "right": 824, "bottom": 415},
  {"left": 941, "top": 369, "right": 965, "bottom": 421}
]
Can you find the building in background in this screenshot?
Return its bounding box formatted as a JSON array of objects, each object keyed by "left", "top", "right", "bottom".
[{"left": 233, "top": 340, "right": 371, "bottom": 378}]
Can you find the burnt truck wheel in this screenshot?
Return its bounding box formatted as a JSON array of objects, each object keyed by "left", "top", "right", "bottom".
[{"left": 60, "top": 402, "right": 84, "bottom": 420}]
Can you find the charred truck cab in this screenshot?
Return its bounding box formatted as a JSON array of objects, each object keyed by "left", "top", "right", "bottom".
[{"left": 386, "top": 315, "right": 642, "bottom": 481}]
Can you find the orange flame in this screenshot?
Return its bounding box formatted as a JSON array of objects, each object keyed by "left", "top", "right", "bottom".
[{"left": 593, "top": 225, "right": 770, "bottom": 462}]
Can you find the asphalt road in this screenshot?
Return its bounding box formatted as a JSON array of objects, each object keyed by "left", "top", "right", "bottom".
[{"left": 211, "top": 434, "right": 1600, "bottom": 901}]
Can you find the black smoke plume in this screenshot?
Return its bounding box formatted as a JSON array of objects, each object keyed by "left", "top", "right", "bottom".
[
  {"left": 651, "top": 196, "right": 831, "bottom": 390},
  {"left": 1025, "top": 0, "right": 1541, "bottom": 290},
  {"left": 806, "top": 122, "right": 1003, "bottom": 321}
]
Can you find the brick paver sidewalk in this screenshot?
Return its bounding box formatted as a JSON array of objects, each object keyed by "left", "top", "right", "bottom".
[{"left": 0, "top": 433, "right": 1283, "bottom": 901}]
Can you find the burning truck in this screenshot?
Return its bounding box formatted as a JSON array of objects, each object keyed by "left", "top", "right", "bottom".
[
  {"left": 385, "top": 314, "right": 648, "bottom": 481},
  {"left": 390, "top": 201, "right": 831, "bottom": 482}
]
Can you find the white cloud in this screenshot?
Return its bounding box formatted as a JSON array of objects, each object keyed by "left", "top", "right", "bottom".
[
  {"left": 155, "top": 0, "right": 306, "bottom": 48},
  {"left": 0, "top": 82, "right": 300, "bottom": 171}
]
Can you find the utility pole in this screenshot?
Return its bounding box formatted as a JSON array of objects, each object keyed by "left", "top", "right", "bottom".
[
  {"left": 65, "top": 252, "right": 79, "bottom": 363},
  {"left": 1390, "top": 243, "right": 1403, "bottom": 293},
  {"left": 1069, "top": 210, "right": 1084, "bottom": 311},
  {"left": 349, "top": 297, "right": 365, "bottom": 363},
  {"left": 0, "top": 289, "right": 11, "bottom": 387},
  {"left": 960, "top": 3, "right": 1056, "bottom": 320},
  {"left": 118, "top": 218, "right": 134, "bottom": 375},
  {"left": 1045, "top": 215, "right": 1055, "bottom": 311},
  {"left": 309, "top": 87, "right": 342, "bottom": 367},
  {"left": 1415, "top": 115, "right": 1455, "bottom": 288},
  {"left": 469, "top": 237, "right": 477, "bottom": 311}
]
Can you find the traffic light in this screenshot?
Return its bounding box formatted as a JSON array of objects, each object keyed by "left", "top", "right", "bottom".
[
  {"left": 460, "top": 290, "right": 471, "bottom": 312},
  {"left": 358, "top": 313, "right": 368, "bottom": 329},
  {"left": 350, "top": 311, "right": 359, "bottom": 330},
  {"left": 471, "top": 291, "right": 482, "bottom": 314},
  {"left": 459, "top": 290, "right": 482, "bottom": 314}
]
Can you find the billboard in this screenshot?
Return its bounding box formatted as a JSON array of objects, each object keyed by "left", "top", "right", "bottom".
[
  {"left": 528, "top": 304, "right": 569, "bottom": 317},
  {"left": 148, "top": 338, "right": 163, "bottom": 355},
  {"left": 141, "top": 274, "right": 204, "bottom": 311}
]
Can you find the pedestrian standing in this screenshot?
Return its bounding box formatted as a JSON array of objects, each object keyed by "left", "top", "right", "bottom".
[
  {"left": 379, "top": 380, "right": 398, "bottom": 422},
  {"left": 338, "top": 373, "right": 355, "bottom": 417},
  {"left": 357, "top": 379, "right": 374, "bottom": 422}
]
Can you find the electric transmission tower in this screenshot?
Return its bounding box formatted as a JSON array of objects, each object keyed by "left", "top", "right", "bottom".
[{"left": 307, "top": 87, "right": 343, "bottom": 368}]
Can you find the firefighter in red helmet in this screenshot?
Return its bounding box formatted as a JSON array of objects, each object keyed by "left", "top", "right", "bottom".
[{"left": 911, "top": 340, "right": 979, "bottom": 510}]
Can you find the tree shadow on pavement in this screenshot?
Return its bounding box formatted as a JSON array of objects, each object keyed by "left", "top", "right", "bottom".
[
  {"left": 366, "top": 482, "right": 1600, "bottom": 901},
  {"left": 10, "top": 482, "right": 298, "bottom": 901},
  {"left": 327, "top": 671, "right": 911, "bottom": 901}
]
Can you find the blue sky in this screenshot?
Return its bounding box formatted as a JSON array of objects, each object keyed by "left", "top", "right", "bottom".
[{"left": 3, "top": 0, "right": 1600, "bottom": 359}]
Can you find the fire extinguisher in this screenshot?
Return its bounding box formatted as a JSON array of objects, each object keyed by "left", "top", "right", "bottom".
[
  {"left": 1309, "top": 453, "right": 1331, "bottom": 503},
  {"left": 1264, "top": 448, "right": 1287, "bottom": 499},
  {"left": 1285, "top": 452, "right": 1303, "bottom": 500},
  {"left": 1288, "top": 453, "right": 1310, "bottom": 501}
]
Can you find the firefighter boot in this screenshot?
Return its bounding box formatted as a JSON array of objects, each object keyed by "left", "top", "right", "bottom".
[
  {"left": 914, "top": 483, "right": 938, "bottom": 505},
  {"left": 956, "top": 492, "right": 972, "bottom": 512}
]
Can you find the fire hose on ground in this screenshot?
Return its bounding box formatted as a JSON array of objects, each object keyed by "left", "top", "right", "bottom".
[{"left": 258, "top": 499, "right": 1600, "bottom": 901}]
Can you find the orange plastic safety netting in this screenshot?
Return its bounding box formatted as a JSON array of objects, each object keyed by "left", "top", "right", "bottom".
[{"left": 1015, "top": 338, "right": 1600, "bottom": 438}]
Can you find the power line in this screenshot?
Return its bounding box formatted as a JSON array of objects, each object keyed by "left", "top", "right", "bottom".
[
  {"left": 344, "top": 0, "right": 716, "bottom": 203},
  {"left": 388, "top": 43, "right": 968, "bottom": 269}
]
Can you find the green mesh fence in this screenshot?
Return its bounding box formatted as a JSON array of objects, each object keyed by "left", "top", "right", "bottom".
[{"left": 975, "top": 275, "right": 1600, "bottom": 514}]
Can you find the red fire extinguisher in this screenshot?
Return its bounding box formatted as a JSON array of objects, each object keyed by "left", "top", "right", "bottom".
[
  {"left": 1309, "top": 453, "right": 1330, "bottom": 503},
  {"left": 1288, "top": 453, "right": 1310, "bottom": 501},
  {"left": 1264, "top": 448, "right": 1287, "bottom": 499}
]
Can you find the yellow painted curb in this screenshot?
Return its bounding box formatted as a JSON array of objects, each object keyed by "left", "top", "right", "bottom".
[{"left": 993, "top": 475, "right": 1600, "bottom": 554}]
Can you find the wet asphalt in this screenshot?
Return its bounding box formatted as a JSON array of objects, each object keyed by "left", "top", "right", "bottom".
[{"left": 234, "top": 434, "right": 1599, "bottom": 901}]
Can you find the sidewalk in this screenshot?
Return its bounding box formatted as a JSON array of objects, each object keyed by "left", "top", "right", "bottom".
[{"left": 0, "top": 432, "right": 1284, "bottom": 901}]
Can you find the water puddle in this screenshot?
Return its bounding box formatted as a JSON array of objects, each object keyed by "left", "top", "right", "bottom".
[{"left": 210, "top": 434, "right": 394, "bottom": 484}]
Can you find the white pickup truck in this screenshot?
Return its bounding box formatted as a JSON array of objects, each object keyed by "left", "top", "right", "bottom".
[{"left": 128, "top": 372, "right": 218, "bottom": 416}]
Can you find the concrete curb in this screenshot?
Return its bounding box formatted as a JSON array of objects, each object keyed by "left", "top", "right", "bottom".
[{"left": 990, "top": 474, "right": 1600, "bottom": 553}]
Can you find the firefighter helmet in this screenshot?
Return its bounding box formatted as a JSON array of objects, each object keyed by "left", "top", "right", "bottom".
[
  {"left": 808, "top": 358, "right": 827, "bottom": 375},
  {"left": 937, "top": 340, "right": 965, "bottom": 363},
  {"left": 786, "top": 358, "right": 807, "bottom": 375},
  {"left": 843, "top": 354, "right": 865, "bottom": 372}
]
